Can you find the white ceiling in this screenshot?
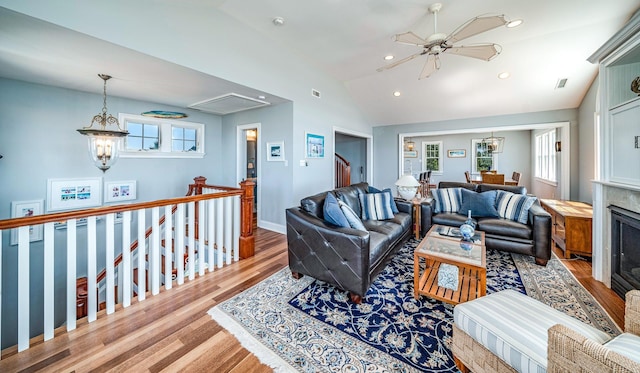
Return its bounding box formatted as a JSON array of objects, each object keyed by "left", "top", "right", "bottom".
[{"left": 1, "top": 0, "right": 639, "bottom": 125}]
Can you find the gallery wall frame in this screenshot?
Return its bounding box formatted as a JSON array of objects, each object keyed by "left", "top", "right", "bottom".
[
  {"left": 305, "top": 132, "right": 325, "bottom": 158},
  {"left": 47, "top": 177, "right": 102, "bottom": 212},
  {"left": 105, "top": 180, "right": 137, "bottom": 202},
  {"left": 404, "top": 150, "right": 418, "bottom": 158},
  {"left": 10, "top": 199, "right": 44, "bottom": 245},
  {"left": 447, "top": 149, "right": 466, "bottom": 158},
  {"left": 266, "top": 141, "right": 285, "bottom": 161}
]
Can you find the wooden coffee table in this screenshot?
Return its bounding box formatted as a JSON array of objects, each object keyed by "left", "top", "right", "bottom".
[{"left": 413, "top": 224, "right": 486, "bottom": 305}]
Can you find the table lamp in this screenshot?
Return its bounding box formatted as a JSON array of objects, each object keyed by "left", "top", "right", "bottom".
[{"left": 395, "top": 174, "right": 420, "bottom": 200}]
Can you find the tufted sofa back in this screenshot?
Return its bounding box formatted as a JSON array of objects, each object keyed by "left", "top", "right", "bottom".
[{"left": 300, "top": 182, "right": 369, "bottom": 220}]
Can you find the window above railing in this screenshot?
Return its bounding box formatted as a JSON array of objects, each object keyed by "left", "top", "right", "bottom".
[{"left": 118, "top": 113, "right": 205, "bottom": 159}]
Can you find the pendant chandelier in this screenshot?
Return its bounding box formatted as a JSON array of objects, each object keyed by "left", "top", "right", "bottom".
[
  {"left": 404, "top": 137, "right": 415, "bottom": 151},
  {"left": 481, "top": 131, "right": 504, "bottom": 154},
  {"left": 77, "top": 74, "right": 128, "bottom": 172}
]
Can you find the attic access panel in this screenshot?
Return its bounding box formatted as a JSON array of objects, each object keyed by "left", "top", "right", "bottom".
[{"left": 189, "top": 93, "right": 270, "bottom": 115}]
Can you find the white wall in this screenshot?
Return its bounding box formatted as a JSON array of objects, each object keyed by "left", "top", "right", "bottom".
[{"left": 578, "top": 76, "right": 599, "bottom": 203}]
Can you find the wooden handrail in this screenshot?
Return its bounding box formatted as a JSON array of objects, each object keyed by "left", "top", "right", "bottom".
[{"left": 335, "top": 153, "right": 351, "bottom": 188}]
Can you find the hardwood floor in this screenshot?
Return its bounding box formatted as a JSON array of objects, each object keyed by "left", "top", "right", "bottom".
[{"left": 0, "top": 231, "right": 626, "bottom": 372}]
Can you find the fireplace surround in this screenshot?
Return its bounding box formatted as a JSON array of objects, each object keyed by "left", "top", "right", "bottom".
[{"left": 609, "top": 205, "right": 640, "bottom": 298}]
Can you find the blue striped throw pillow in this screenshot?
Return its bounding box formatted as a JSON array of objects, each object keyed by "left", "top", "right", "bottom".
[
  {"left": 359, "top": 192, "right": 394, "bottom": 220},
  {"left": 431, "top": 188, "right": 462, "bottom": 213},
  {"left": 496, "top": 190, "right": 537, "bottom": 224}
]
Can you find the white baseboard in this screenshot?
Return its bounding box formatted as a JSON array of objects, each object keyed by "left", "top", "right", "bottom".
[{"left": 258, "top": 220, "right": 286, "bottom": 235}]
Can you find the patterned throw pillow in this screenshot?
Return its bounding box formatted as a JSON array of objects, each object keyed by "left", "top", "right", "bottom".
[
  {"left": 431, "top": 188, "right": 462, "bottom": 213},
  {"left": 359, "top": 192, "right": 394, "bottom": 220},
  {"left": 495, "top": 190, "right": 537, "bottom": 224},
  {"left": 338, "top": 200, "right": 367, "bottom": 231},
  {"left": 323, "top": 192, "right": 349, "bottom": 228},
  {"left": 368, "top": 186, "right": 399, "bottom": 213}
]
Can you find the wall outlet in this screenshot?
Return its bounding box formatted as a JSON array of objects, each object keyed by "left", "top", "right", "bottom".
[{"left": 299, "top": 160, "right": 308, "bottom": 167}]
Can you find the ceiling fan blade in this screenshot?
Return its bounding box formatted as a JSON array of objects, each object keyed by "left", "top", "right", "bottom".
[
  {"left": 447, "top": 15, "right": 507, "bottom": 44},
  {"left": 393, "top": 31, "right": 427, "bottom": 45},
  {"left": 446, "top": 44, "right": 502, "bottom": 61},
  {"left": 419, "top": 54, "right": 440, "bottom": 79},
  {"left": 376, "top": 52, "right": 424, "bottom": 72}
]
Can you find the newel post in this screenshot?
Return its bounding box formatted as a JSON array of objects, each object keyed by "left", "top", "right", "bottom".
[{"left": 239, "top": 179, "right": 255, "bottom": 258}]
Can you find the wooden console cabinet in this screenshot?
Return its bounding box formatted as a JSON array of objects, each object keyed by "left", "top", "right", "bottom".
[{"left": 540, "top": 199, "right": 593, "bottom": 259}]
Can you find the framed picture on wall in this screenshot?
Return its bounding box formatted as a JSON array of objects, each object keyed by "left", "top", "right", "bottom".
[
  {"left": 267, "top": 141, "right": 285, "bottom": 161},
  {"left": 404, "top": 150, "right": 418, "bottom": 158},
  {"left": 105, "top": 180, "right": 137, "bottom": 202},
  {"left": 10, "top": 199, "right": 44, "bottom": 245},
  {"left": 305, "top": 132, "right": 325, "bottom": 158},
  {"left": 447, "top": 149, "right": 466, "bottom": 158},
  {"left": 47, "top": 177, "right": 102, "bottom": 212}
]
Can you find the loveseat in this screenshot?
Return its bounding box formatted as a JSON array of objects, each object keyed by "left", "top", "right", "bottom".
[
  {"left": 422, "top": 181, "right": 552, "bottom": 265},
  {"left": 286, "top": 182, "right": 419, "bottom": 303}
]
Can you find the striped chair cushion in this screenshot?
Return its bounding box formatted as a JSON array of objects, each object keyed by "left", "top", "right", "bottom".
[
  {"left": 604, "top": 333, "right": 640, "bottom": 363},
  {"left": 454, "top": 290, "right": 612, "bottom": 373},
  {"left": 496, "top": 191, "right": 537, "bottom": 224},
  {"left": 359, "top": 192, "right": 394, "bottom": 220},
  {"left": 431, "top": 188, "right": 462, "bottom": 213}
]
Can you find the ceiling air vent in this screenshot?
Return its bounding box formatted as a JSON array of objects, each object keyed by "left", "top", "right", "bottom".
[
  {"left": 555, "top": 78, "right": 568, "bottom": 89},
  {"left": 188, "top": 93, "right": 270, "bottom": 115}
]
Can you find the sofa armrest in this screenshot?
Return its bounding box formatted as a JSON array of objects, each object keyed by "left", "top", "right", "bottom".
[
  {"left": 395, "top": 198, "right": 412, "bottom": 215},
  {"left": 528, "top": 203, "right": 552, "bottom": 265},
  {"left": 285, "top": 207, "right": 372, "bottom": 296},
  {"left": 420, "top": 199, "right": 435, "bottom": 237},
  {"left": 548, "top": 324, "right": 640, "bottom": 372},
  {"left": 626, "top": 290, "right": 640, "bottom": 335}
]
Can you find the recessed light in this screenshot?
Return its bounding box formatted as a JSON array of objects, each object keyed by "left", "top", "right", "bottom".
[
  {"left": 384, "top": 55, "right": 394, "bottom": 61},
  {"left": 272, "top": 17, "right": 285, "bottom": 26},
  {"left": 393, "top": 91, "right": 401, "bottom": 97},
  {"left": 498, "top": 72, "right": 510, "bottom": 79},
  {"left": 507, "top": 19, "right": 523, "bottom": 28},
  {"left": 258, "top": 95, "right": 266, "bottom": 100}
]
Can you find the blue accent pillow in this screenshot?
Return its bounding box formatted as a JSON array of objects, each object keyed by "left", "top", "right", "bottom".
[
  {"left": 368, "top": 186, "right": 399, "bottom": 213},
  {"left": 359, "top": 192, "right": 394, "bottom": 220},
  {"left": 431, "top": 188, "right": 462, "bottom": 213},
  {"left": 457, "top": 189, "right": 499, "bottom": 218},
  {"left": 323, "top": 192, "right": 349, "bottom": 228},
  {"left": 338, "top": 200, "right": 367, "bottom": 231},
  {"left": 496, "top": 190, "right": 537, "bottom": 224}
]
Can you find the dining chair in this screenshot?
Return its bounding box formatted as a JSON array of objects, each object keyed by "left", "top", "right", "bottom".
[
  {"left": 482, "top": 173, "right": 505, "bottom": 185},
  {"left": 464, "top": 171, "right": 471, "bottom": 183},
  {"left": 505, "top": 172, "right": 521, "bottom": 186}
]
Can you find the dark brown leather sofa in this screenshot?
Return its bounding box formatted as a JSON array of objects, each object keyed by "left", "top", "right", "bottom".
[
  {"left": 422, "top": 181, "right": 552, "bottom": 266},
  {"left": 286, "top": 182, "right": 419, "bottom": 303}
]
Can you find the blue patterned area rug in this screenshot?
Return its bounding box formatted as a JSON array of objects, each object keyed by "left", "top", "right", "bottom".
[{"left": 208, "top": 239, "right": 620, "bottom": 372}]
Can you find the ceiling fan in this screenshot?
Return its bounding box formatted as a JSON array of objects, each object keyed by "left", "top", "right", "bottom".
[{"left": 377, "top": 3, "right": 509, "bottom": 79}]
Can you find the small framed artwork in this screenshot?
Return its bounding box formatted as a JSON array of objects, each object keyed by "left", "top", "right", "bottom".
[
  {"left": 47, "top": 177, "right": 102, "bottom": 212},
  {"left": 404, "top": 150, "right": 418, "bottom": 158},
  {"left": 305, "top": 132, "right": 325, "bottom": 158},
  {"left": 447, "top": 149, "right": 466, "bottom": 158},
  {"left": 266, "top": 141, "right": 285, "bottom": 162},
  {"left": 10, "top": 200, "right": 44, "bottom": 245},
  {"left": 105, "top": 180, "right": 137, "bottom": 202}
]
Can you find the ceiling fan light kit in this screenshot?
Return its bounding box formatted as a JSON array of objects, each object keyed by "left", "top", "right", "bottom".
[{"left": 378, "top": 3, "right": 515, "bottom": 79}]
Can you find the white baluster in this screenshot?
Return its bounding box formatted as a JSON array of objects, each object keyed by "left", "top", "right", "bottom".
[
  {"left": 216, "top": 199, "right": 223, "bottom": 268},
  {"left": 175, "top": 204, "right": 185, "bottom": 285},
  {"left": 164, "top": 205, "right": 173, "bottom": 289},
  {"left": 207, "top": 199, "right": 215, "bottom": 272},
  {"left": 17, "top": 226, "right": 30, "bottom": 351},
  {"left": 151, "top": 207, "right": 160, "bottom": 295},
  {"left": 87, "top": 216, "right": 97, "bottom": 322},
  {"left": 188, "top": 202, "right": 195, "bottom": 280},
  {"left": 198, "top": 201, "right": 206, "bottom": 276},
  {"left": 66, "top": 219, "right": 77, "bottom": 333},
  {"left": 233, "top": 195, "right": 240, "bottom": 262},
  {"left": 122, "top": 211, "right": 132, "bottom": 307},
  {"left": 225, "top": 197, "right": 232, "bottom": 265},
  {"left": 137, "top": 209, "right": 146, "bottom": 301},
  {"left": 43, "top": 222, "right": 54, "bottom": 340},
  {"left": 106, "top": 213, "right": 115, "bottom": 314}
]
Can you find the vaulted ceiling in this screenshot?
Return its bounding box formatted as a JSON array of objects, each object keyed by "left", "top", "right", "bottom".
[{"left": 1, "top": 0, "right": 639, "bottom": 125}]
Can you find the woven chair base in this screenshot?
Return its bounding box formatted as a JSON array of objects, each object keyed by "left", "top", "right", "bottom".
[{"left": 452, "top": 324, "right": 517, "bottom": 373}]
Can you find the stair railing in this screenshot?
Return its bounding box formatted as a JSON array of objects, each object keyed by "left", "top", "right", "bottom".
[
  {"left": 335, "top": 153, "right": 351, "bottom": 188},
  {"left": 0, "top": 177, "right": 255, "bottom": 357}
]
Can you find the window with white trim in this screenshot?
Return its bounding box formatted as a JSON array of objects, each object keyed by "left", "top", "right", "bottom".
[
  {"left": 422, "top": 141, "right": 443, "bottom": 173},
  {"left": 471, "top": 139, "right": 498, "bottom": 173},
  {"left": 118, "top": 113, "right": 205, "bottom": 158},
  {"left": 535, "top": 129, "right": 556, "bottom": 182}
]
